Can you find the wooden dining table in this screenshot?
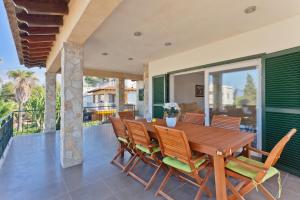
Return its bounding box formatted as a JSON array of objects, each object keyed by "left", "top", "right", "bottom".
[{"left": 142, "top": 119, "right": 255, "bottom": 200}]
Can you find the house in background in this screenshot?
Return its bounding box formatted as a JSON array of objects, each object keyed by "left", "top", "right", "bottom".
[{"left": 83, "top": 78, "right": 137, "bottom": 107}]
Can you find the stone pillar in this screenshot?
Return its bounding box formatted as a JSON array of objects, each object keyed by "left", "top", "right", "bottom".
[
  {"left": 115, "top": 78, "right": 125, "bottom": 111},
  {"left": 60, "top": 42, "right": 83, "bottom": 168},
  {"left": 44, "top": 72, "right": 56, "bottom": 133},
  {"left": 143, "top": 64, "right": 149, "bottom": 116}
]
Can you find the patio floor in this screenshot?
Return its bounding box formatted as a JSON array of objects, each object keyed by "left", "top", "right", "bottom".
[{"left": 0, "top": 124, "right": 299, "bottom": 200}]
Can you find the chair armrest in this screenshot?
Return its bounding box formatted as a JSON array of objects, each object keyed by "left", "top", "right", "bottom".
[
  {"left": 227, "top": 156, "right": 267, "bottom": 173},
  {"left": 248, "top": 146, "right": 270, "bottom": 156},
  {"left": 190, "top": 154, "right": 207, "bottom": 165}
]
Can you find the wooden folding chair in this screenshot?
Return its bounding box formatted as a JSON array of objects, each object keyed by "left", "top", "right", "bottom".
[
  {"left": 124, "top": 119, "right": 162, "bottom": 190},
  {"left": 154, "top": 125, "right": 212, "bottom": 200},
  {"left": 118, "top": 111, "right": 135, "bottom": 120},
  {"left": 110, "top": 117, "right": 135, "bottom": 172},
  {"left": 182, "top": 112, "right": 205, "bottom": 125},
  {"left": 211, "top": 115, "right": 241, "bottom": 131},
  {"left": 225, "top": 128, "right": 297, "bottom": 200}
]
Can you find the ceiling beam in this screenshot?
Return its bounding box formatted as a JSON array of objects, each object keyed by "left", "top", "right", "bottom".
[
  {"left": 21, "top": 35, "right": 56, "bottom": 43},
  {"left": 83, "top": 68, "right": 143, "bottom": 81},
  {"left": 24, "top": 55, "right": 48, "bottom": 60},
  {"left": 22, "top": 41, "right": 53, "bottom": 48},
  {"left": 13, "top": 0, "right": 68, "bottom": 15},
  {"left": 18, "top": 24, "right": 59, "bottom": 35},
  {"left": 22, "top": 47, "right": 51, "bottom": 53},
  {"left": 16, "top": 13, "right": 63, "bottom": 27},
  {"left": 23, "top": 52, "right": 49, "bottom": 57},
  {"left": 24, "top": 58, "right": 47, "bottom": 63}
]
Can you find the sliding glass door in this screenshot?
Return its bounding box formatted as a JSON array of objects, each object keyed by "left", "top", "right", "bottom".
[{"left": 205, "top": 60, "right": 262, "bottom": 148}]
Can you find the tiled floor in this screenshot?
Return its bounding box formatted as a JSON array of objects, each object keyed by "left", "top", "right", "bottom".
[{"left": 0, "top": 124, "right": 299, "bottom": 200}]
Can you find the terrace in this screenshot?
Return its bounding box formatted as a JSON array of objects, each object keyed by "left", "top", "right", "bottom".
[
  {"left": 1, "top": 0, "right": 300, "bottom": 200},
  {"left": 1, "top": 125, "right": 300, "bottom": 200}
]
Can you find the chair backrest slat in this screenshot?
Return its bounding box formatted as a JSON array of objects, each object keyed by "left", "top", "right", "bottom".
[
  {"left": 211, "top": 115, "right": 241, "bottom": 131},
  {"left": 155, "top": 126, "right": 192, "bottom": 165},
  {"left": 182, "top": 113, "right": 205, "bottom": 125},
  {"left": 110, "top": 117, "right": 127, "bottom": 138},
  {"left": 118, "top": 111, "right": 135, "bottom": 120},
  {"left": 124, "top": 120, "right": 151, "bottom": 149}
]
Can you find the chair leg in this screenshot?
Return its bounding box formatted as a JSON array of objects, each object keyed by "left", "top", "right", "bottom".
[
  {"left": 127, "top": 156, "right": 140, "bottom": 176},
  {"left": 145, "top": 163, "right": 162, "bottom": 190},
  {"left": 257, "top": 184, "right": 276, "bottom": 200},
  {"left": 193, "top": 169, "right": 212, "bottom": 198},
  {"left": 111, "top": 146, "right": 124, "bottom": 164},
  {"left": 226, "top": 178, "right": 246, "bottom": 200},
  {"left": 238, "top": 182, "right": 256, "bottom": 197},
  {"left": 155, "top": 168, "right": 174, "bottom": 200},
  {"left": 122, "top": 153, "right": 137, "bottom": 172}
]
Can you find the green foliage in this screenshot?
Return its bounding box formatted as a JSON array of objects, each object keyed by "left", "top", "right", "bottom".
[
  {"left": 237, "top": 74, "right": 257, "bottom": 106},
  {"left": 0, "top": 81, "right": 14, "bottom": 102},
  {"left": 0, "top": 100, "right": 16, "bottom": 119},
  {"left": 56, "top": 82, "right": 61, "bottom": 129},
  {"left": 25, "top": 86, "right": 45, "bottom": 130}
]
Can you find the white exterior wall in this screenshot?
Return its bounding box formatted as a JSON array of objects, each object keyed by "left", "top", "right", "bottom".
[{"left": 147, "top": 15, "right": 300, "bottom": 114}]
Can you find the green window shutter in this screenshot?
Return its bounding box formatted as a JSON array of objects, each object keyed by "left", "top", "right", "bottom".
[
  {"left": 265, "top": 52, "right": 300, "bottom": 108},
  {"left": 153, "top": 76, "right": 165, "bottom": 104},
  {"left": 264, "top": 49, "right": 300, "bottom": 177},
  {"left": 152, "top": 75, "right": 169, "bottom": 119}
]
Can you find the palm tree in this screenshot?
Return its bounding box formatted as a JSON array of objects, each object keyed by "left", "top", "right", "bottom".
[{"left": 7, "top": 70, "right": 38, "bottom": 131}]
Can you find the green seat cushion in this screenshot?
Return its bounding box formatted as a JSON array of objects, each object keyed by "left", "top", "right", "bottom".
[
  {"left": 162, "top": 156, "right": 206, "bottom": 173},
  {"left": 117, "top": 137, "right": 128, "bottom": 144},
  {"left": 226, "top": 156, "right": 279, "bottom": 182},
  {"left": 135, "top": 144, "right": 160, "bottom": 154}
]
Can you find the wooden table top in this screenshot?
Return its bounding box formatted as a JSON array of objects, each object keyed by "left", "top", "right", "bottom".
[{"left": 143, "top": 119, "right": 255, "bottom": 157}]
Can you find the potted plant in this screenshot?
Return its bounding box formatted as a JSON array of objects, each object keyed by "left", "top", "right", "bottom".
[{"left": 163, "top": 102, "right": 180, "bottom": 127}]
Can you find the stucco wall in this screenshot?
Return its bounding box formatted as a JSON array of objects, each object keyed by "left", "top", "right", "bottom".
[{"left": 147, "top": 15, "right": 300, "bottom": 114}]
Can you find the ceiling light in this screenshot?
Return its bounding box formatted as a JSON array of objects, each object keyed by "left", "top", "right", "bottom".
[
  {"left": 164, "top": 42, "right": 172, "bottom": 46},
  {"left": 244, "top": 6, "right": 256, "bottom": 14},
  {"left": 134, "top": 31, "right": 142, "bottom": 36},
  {"left": 101, "top": 52, "right": 108, "bottom": 56},
  {"left": 128, "top": 58, "right": 134, "bottom": 60}
]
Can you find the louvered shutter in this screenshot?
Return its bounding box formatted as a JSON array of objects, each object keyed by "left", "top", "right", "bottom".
[{"left": 264, "top": 50, "right": 300, "bottom": 176}]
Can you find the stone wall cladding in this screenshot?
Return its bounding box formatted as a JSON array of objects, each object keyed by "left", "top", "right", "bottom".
[
  {"left": 44, "top": 72, "right": 56, "bottom": 133},
  {"left": 60, "top": 42, "right": 84, "bottom": 168},
  {"left": 116, "top": 78, "right": 125, "bottom": 111}
]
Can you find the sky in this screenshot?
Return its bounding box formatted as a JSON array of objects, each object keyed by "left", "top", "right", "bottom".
[{"left": 0, "top": 1, "right": 45, "bottom": 85}]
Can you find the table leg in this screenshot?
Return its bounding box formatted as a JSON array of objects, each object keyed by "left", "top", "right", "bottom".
[
  {"left": 213, "top": 155, "right": 227, "bottom": 200},
  {"left": 242, "top": 143, "right": 251, "bottom": 158}
]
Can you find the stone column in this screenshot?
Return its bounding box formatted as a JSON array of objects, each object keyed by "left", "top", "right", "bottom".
[
  {"left": 60, "top": 42, "right": 84, "bottom": 168},
  {"left": 115, "top": 78, "right": 125, "bottom": 111},
  {"left": 44, "top": 72, "right": 56, "bottom": 133},
  {"left": 143, "top": 64, "right": 149, "bottom": 116}
]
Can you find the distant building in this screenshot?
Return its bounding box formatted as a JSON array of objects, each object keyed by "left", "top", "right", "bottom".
[{"left": 83, "top": 79, "right": 137, "bottom": 107}]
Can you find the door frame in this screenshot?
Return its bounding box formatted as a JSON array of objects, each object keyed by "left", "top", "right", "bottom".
[{"left": 204, "top": 59, "right": 262, "bottom": 149}]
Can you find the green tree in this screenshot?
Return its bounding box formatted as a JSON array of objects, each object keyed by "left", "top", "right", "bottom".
[
  {"left": 56, "top": 82, "right": 61, "bottom": 129},
  {"left": 238, "top": 74, "right": 256, "bottom": 106},
  {"left": 25, "top": 86, "right": 45, "bottom": 129},
  {"left": 7, "top": 70, "right": 38, "bottom": 131},
  {"left": 0, "top": 100, "right": 16, "bottom": 119},
  {"left": 0, "top": 82, "right": 14, "bottom": 102}
]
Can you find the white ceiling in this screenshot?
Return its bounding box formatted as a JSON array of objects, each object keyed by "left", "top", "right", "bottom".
[{"left": 84, "top": 0, "right": 300, "bottom": 74}]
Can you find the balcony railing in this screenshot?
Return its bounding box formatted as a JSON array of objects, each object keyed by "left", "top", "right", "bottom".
[
  {"left": 0, "top": 114, "right": 13, "bottom": 158},
  {"left": 8, "top": 104, "right": 136, "bottom": 136}
]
